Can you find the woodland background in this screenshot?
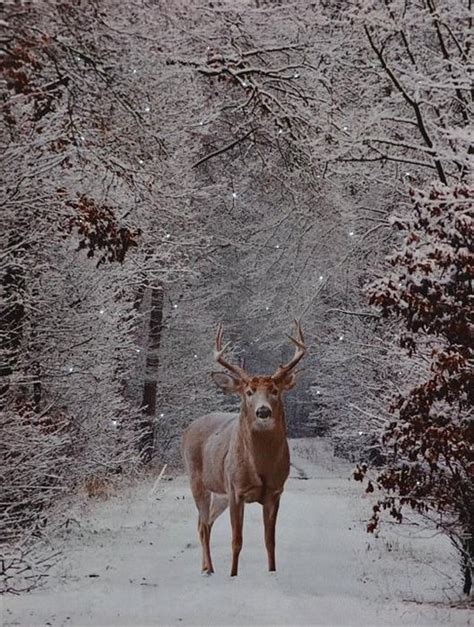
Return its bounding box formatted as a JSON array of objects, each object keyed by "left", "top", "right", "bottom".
[{"left": 1, "top": 0, "right": 472, "bottom": 595}]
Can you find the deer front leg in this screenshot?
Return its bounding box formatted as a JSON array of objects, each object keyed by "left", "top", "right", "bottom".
[
  {"left": 229, "top": 495, "right": 244, "bottom": 577},
  {"left": 263, "top": 495, "right": 280, "bottom": 572}
]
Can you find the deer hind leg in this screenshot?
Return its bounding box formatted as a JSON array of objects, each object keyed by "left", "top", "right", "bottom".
[
  {"left": 198, "top": 517, "right": 213, "bottom": 574},
  {"left": 263, "top": 495, "right": 280, "bottom": 572},
  {"left": 209, "top": 493, "right": 228, "bottom": 524},
  {"left": 229, "top": 495, "right": 244, "bottom": 577},
  {"left": 197, "top": 494, "right": 228, "bottom": 574},
  {"left": 191, "top": 481, "right": 214, "bottom": 574},
  {"left": 196, "top": 493, "right": 229, "bottom": 575}
]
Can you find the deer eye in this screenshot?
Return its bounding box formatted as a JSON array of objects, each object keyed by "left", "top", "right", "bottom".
[
  {"left": 271, "top": 387, "right": 278, "bottom": 395},
  {"left": 246, "top": 389, "right": 253, "bottom": 397}
]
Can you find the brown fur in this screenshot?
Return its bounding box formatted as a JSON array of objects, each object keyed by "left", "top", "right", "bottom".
[{"left": 182, "top": 376, "right": 293, "bottom": 576}]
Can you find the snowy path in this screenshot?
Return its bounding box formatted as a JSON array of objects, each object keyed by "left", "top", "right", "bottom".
[{"left": 3, "top": 440, "right": 471, "bottom": 627}]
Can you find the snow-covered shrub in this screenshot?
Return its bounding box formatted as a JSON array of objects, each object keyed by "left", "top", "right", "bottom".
[
  {"left": 1, "top": 405, "right": 70, "bottom": 541},
  {"left": 355, "top": 185, "right": 474, "bottom": 594}
]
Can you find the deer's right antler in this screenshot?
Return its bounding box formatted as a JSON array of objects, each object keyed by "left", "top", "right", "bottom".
[{"left": 214, "top": 324, "right": 250, "bottom": 382}]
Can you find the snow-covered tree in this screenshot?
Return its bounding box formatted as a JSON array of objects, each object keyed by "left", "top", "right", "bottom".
[{"left": 1, "top": 0, "right": 206, "bottom": 589}]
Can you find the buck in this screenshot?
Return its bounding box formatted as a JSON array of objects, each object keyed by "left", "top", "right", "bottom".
[{"left": 182, "top": 321, "right": 306, "bottom": 576}]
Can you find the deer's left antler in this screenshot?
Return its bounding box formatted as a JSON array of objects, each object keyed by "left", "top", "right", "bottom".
[{"left": 272, "top": 320, "right": 306, "bottom": 381}]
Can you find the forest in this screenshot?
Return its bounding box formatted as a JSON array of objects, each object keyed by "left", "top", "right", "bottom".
[{"left": 1, "top": 0, "right": 472, "bottom": 618}]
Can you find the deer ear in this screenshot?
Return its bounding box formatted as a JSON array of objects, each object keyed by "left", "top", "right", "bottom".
[
  {"left": 280, "top": 371, "right": 297, "bottom": 390},
  {"left": 211, "top": 372, "right": 241, "bottom": 394}
]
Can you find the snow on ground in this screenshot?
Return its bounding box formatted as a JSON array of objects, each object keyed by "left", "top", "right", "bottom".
[{"left": 2, "top": 439, "right": 471, "bottom": 627}]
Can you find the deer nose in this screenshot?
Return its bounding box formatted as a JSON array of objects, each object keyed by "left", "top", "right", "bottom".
[{"left": 256, "top": 406, "right": 272, "bottom": 419}]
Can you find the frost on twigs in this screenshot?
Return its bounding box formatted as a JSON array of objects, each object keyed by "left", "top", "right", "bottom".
[
  {"left": 0, "top": 540, "right": 60, "bottom": 595},
  {"left": 357, "top": 185, "right": 474, "bottom": 594},
  {"left": 0, "top": 404, "right": 69, "bottom": 594},
  {"left": 1, "top": 405, "right": 70, "bottom": 541},
  {"left": 198, "top": 42, "right": 312, "bottom": 144}
]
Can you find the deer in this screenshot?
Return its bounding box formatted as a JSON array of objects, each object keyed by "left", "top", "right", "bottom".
[{"left": 182, "top": 321, "right": 306, "bottom": 577}]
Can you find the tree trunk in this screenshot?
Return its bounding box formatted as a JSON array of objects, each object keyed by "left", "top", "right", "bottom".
[
  {"left": 0, "top": 235, "right": 26, "bottom": 409},
  {"left": 462, "top": 536, "right": 473, "bottom": 595},
  {"left": 32, "top": 361, "right": 41, "bottom": 412},
  {"left": 139, "top": 284, "right": 164, "bottom": 462}
]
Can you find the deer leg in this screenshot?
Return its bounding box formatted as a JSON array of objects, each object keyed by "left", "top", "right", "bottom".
[
  {"left": 229, "top": 495, "right": 244, "bottom": 577},
  {"left": 263, "top": 495, "right": 280, "bottom": 572},
  {"left": 191, "top": 481, "right": 214, "bottom": 574},
  {"left": 198, "top": 518, "right": 214, "bottom": 574}
]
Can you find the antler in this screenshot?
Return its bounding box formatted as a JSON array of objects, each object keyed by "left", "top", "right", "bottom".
[
  {"left": 214, "top": 324, "right": 250, "bottom": 382},
  {"left": 272, "top": 320, "right": 306, "bottom": 381}
]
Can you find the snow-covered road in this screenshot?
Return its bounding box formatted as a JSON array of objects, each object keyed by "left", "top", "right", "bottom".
[{"left": 3, "top": 440, "right": 471, "bottom": 626}]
